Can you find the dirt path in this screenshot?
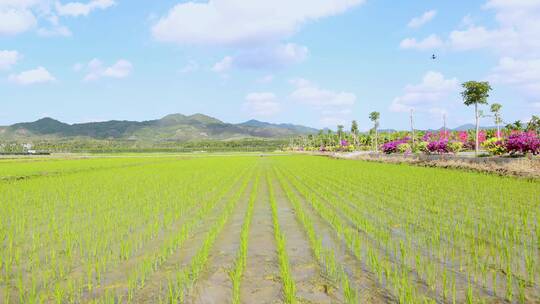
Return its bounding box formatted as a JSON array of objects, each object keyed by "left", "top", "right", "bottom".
[
  {"left": 272, "top": 177, "right": 342, "bottom": 303},
  {"left": 277, "top": 170, "right": 395, "bottom": 303},
  {"left": 187, "top": 179, "right": 254, "bottom": 304},
  {"left": 239, "top": 175, "right": 282, "bottom": 303}
]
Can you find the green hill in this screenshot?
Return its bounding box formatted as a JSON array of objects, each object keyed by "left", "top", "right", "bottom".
[{"left": 3, "top": 113, "right": 318, "bottom": 141}]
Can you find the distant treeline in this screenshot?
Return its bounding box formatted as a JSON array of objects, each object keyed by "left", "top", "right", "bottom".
[{"left": 22, "top": 138, "right": 288, "bottom": 153}]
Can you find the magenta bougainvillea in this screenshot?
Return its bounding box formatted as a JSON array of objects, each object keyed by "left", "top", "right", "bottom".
[
  {"left": 505, "top": 131, "right": 540, "bottom": 155},
  {"left": 381, "top": 137, "right": 410, "bottom": 154},
  {"left": 427, "top": 139, "right": 449, "bottom": 154}
]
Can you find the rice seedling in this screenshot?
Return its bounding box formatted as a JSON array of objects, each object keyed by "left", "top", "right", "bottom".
[
  {"left": 230, "top": 174, "right": 259, "bottom": 304},
  {"left": 267, "top": 173, "right": 297, "bottom": 304},
  {"left": 1, "top": 154, "right": 538, "bottom": 303}
]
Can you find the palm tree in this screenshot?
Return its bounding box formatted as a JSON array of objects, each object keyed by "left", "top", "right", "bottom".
[
  {"left": 461, "top": 81, "right": 492, "bottom": 155},
  {"left": 350, "top": 120, "right": 359, "bottom": 146},
  {"left": 337, "top": 125, "right": 344, "bottom": 144},
  {"left": 506, "top": 120, "right": 523, "bottom": 131},
  {"left": 527, "top": 115, "right": 540, "bottom": 133},
  {"left": 490, "top": 103, "right": 502, "bottom": 137},
  {"left": 369, "top": 112, "right": 380, "bottom": 152}
]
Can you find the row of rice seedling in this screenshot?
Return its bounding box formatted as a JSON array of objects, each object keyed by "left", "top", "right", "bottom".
[
  {"left": 275, "top": 166, "right": 421, "bottom": 302},
  {"left": 266, "top": 173, "right": 297, "bottom": 304},
  {"left": 300, "top": 166, "right": 506, "bottom": 299},
  {"left": 2, "top": 154, "right": 537, "bottom": 303},
  {"left": 272, "top": 168, "right": 359, "bottom": 303},
  {"left": 0, "top": 157, "right": 256, "bottom": 303},
  {"left": 272, "top": 156, "right": 539, "bottom": 303},
  {"left": 163, "top": 169, "right": 255, "bottom": 303},
  {"left": 0, "top": 156, "right": 172, "bottom": 179},
  {"left": 230, "top": 174, "right": 259, "bottom": 304},
  {"left": 120, "top": 167, "right": 253, "bottom": 303},
  {"left": 298, "top": 160, "right": 539, "bottom": 301},
  {"left": 281, "top": 165, "right": 449, "bottom": 302}
]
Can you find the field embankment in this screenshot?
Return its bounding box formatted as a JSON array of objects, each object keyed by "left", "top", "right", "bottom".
[{"left": 328, "top": 151, "right": 540, "bottom": 178}]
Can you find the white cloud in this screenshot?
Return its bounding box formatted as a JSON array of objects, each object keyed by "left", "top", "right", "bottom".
[
  {"left": 234, "top": 43, "right": 308, "bottom": 69},
  {"left": 400, "top": 34, "right": 443, "bottom": 50},
  {"left": 256, "top": 74, "right": 274, "bottom": 84},
  {"left": 390, "top": 71, "right": 459, "bottom": 113},
  {"left": 403, "top": 1, "right": 540, "bottom": 57},
  {"left": 289, "top": 78, "right": 356, "bottom": 127},
  {"left": 72, "top": 62, "right": 84, "bottom": 71},
  {"left": 460, "top": 14, "right": 474, "bottom": 28},
  {"left": 212, "top": 56, "right": 233, "bottom": 73},
  {"left": 55, "top": 0, "right": 116, "bottom": 17},
  {"left": 0, "top": 7, "right": 37, "bottom": 35},
  {"left": 319, "top": 116, "right": 348, "bottom": 127},
  {"left": 37, "top": 25, "right": 71, "bottom": 37},
  {"left": 0, "top": 0, "right": 114, "bottom": 36},
  {"left": 408, "top": 10, "right": 437, "bottom": 28},
  {"left": 448, "top": 26, "right": 510, "bottom": 51},
  {"left": 8, "top": 66, "right": 56, "bottom": 85},
  {"left": 243, "top": 92, "right": 281, "bottom": 116},
  {"left": 401, "top": 2, "right": 540, "bottom": 106},
  {"left": 447, "top": 1, "right": 540, "bottom": 57},
  {"left": 290, "top": 78, "right": 356, "bottom": 107},
  {"left": 488, "top": 57, "right": 540, "bottom": 97},
  {"left": 0, "top": 50, "right": 20, "bottom": 70},
  {"left": 319, "top": 108, "right": 352, "bottom": 126},
  {"left": 443, "top": 1, "right": 540, "bottom": 103},
  {"left": 211, "top": 43, "right": 309, "bottom": 73},
  {"left": 179, "top": 60, "right": 199, "bottom": 73},
  {"left": 78, "top": 58, "right": 133, "bottom": 81},
  {"left": 152, "top": 0, "right": 365, "bottom": 46}
]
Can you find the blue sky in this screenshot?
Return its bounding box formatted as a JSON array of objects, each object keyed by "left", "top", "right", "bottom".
[{"left": 1, "top": 0, "right": 539, "bottom": 130}]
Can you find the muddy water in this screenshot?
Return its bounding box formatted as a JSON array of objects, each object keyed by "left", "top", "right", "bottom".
[
  {"left": 272, "top": 177, "right": 342, "bottom": 303},
  {"left": 239, "top": 176, "right": 282, "bottom": 303},
  {"left": 278, "top": 173, "right": 396, "bottom": 303},
  {"left": 188, "top": 180, "right": 255, "bottom": 304},
  {"left": 133, "top": 179, "right": 252, "bottom": 303}
]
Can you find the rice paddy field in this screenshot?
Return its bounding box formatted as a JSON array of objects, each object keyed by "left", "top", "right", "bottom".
[{"left": 1, "top": 154, "right": 539, "bottom": 303}]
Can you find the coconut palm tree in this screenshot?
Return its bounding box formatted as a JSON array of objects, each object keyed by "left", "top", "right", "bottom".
[
  {"left": 350, "top": 120, "right": 359, "bottom": 146},
  {"left": 337, "top": 125, "right": 344, "bottom": 144},
  {"left": 490, "top": 103, "right": 502, "bottom": 137},
  {"left": 369, "top": 112, "right": 380, "bottom": 152}
]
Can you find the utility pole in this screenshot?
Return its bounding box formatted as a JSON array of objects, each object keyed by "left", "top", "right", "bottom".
[{"left": 410, "top": 109, "right": 415, "bottom": 148}]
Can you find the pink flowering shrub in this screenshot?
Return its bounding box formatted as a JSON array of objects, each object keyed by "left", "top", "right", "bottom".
[
  {"left": 505, "top": 131, "right": 540, "bottom": 155},
  {"left": 381, "top": 137, "right": 410, "bottom": 154},
  {"left": 427, "top": 139, "right": 449, "bottom": 154},
  {"left": 458, "top": 131, "right": 468, "bottom": 144},
  {"left": 478, "top": 130, "right": 487, "bottom": 144}
]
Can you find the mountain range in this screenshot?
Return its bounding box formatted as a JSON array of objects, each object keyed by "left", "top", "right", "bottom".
[
  {"left": 0, "top": 114, "right": 498, "bottom": 142},
  {"left": 0, "top": 113, "right": 319, "bottom": 141}
]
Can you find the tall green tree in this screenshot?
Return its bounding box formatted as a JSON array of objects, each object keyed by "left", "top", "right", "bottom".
[
  {"left": 461, "top": 81, "right": 492, "bottom": 155},
  {"left": 369, "top": 112, "right": 380, "bottom": 152},
  {"left": 490, "top": 103, "right": 503, "bottom": 137},
  {"left": 350, "top": 120, "right": 359, "bottom": 146}
]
